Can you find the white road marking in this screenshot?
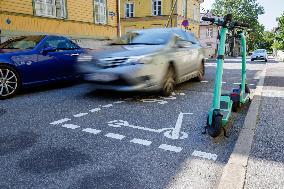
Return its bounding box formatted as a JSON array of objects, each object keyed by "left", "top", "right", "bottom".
[
  {"left": 62, "top": 124, "right": 80, "bottom": 129},
  {"left": 102, "top": 104, "right": 113, "bottom": 108},
  {"left": 73, "top": 113, "right": 88, "bottom": 118},
  {"left": 249, "top": 84, "right": 255, "bottom": 86},
  {"left": 233, "top": 82, "right": 241, "bottom": 85},
  {"left": 114, "top": 101, "right": 125, "bottom": 104},
  {"left": 222, "top": 82, "right": 227, "bottom": 84},
  {"left": 50, "top": 118, "right": 71, "bottom": 125},
  {"left": 164, "top": 112, "right": 192, "bottom": 140},
  {"left": 130, "top": 138, "right": 152, "bottom": 146},
  {"left": 201, "top": 81, "right": 209, "bottom": 83},
  {"left": 89, "top": 108, "right": 101, "bottom": 113},
  {"left": 191, "top": 150, "right": 218, "bottom": 161},
  {"left": 82, "top": 128, "right": 101, "bottom": 135},
  {"left": 105, "top": 133, "right": 125, "bottom": 140},
  {"left": 171, "top": 92, "right": 176, "bottom": 96},
  {"left": 158, "top": 144, "right": 182, "bottom": 153},
  {"left": 158, "top": 101, "right": 168, "bottom": 105},
  {"left": 179, "top": 93, "right": 186, "bottom": 96},
  {"left": 161, "top": 96, "right": 177, "bottom": 100}
]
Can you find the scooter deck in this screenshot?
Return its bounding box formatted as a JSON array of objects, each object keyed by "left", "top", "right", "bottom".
[{"left": 220, "top": 95, "right": 233, "bottom": 125}]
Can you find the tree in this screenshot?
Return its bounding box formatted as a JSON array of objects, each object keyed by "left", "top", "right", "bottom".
[
  {"left": 273, "top": 12, "right": 284, "bottom": 50},
  {"left": 257, "top": 31, "right": 275, "bottom": 52},
  {"left": 211, "top": 0, "right": 265, "bottom": 51}
]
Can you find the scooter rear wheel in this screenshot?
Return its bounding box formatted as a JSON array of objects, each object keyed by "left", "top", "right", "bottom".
[{"left": 207, "top": 115, "right": 222, "bottom": 138}]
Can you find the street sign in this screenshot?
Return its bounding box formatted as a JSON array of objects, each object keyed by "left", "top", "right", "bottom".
[{"left": 182, "top": 20, "right": 189, "bottom": 27}]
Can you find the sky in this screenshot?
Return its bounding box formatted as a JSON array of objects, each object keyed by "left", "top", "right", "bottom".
[{"left": 201, "top": 0, "right": 284, "bottom": 31}]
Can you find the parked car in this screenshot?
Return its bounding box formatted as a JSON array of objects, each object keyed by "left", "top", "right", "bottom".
[
  {"left": 251, "top": 49, "right": 268, "bottom": 62},
  {"left": 77, "top": 28, "right": 205, "bottom": 96},
  {"left": 0, "top": 35, "right": 85, "bottom": 99}
]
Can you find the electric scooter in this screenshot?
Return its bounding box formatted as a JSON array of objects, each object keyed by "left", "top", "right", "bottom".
[{"left": 201, "top": 14, "right": 251, "bottom": 138}]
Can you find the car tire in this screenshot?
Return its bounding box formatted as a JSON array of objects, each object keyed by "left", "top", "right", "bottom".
[
  {"left": 195, "top": 61, "right": 205, "bottom": 82},
  {"left": 265, "top": 59, "right": 268, "bottom": 62},
  {"left": 251, "top": 59, "right": 254, "bottom": 61},
  {"left": 0, "top": 65, "right": 21, "bottom": 100},
  {"left": 161, "top": 65, "right": 176, "bottom": 96}
]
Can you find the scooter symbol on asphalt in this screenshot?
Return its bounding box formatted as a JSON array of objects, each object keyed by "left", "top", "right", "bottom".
[{"left": 108, "top": 112, "right": 192, "bottom": 140}]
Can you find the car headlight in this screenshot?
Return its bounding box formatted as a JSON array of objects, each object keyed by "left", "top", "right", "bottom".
[
  {"left": 124, "top": 55, "right": 153, "bottom": 65},
  {"left": 77, "top": 55, "right": 93, "bottom": 62}
]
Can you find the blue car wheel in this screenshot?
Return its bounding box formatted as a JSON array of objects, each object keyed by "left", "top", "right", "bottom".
[{"left": 0, "top": 65, "right": 20, "bottom": 99}]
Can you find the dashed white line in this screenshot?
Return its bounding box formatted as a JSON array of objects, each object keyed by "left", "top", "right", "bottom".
[
  {"left": 114, "top": 101, "right": 125, "bottom": 104},
  {"left": 158, "top": 144, "right": 182, "bottom": 153},
  {"left": 105, "top": 133, "right": 125, "bottom": 140},
  {"left": 89, "top": 108, "right": 101, "bottom": 113},
  {"left": 130, "top": 138, "right": 152, "bottom": 146},
  {"left": 233, "top": 82, "right": 241, "bottom": 85},
  {"left": 62, "top": 124, "right": 80, "bottom": 129},
  {"left": 201, "top": 81, "right": 209, "bottom": 83},
  {"left": 73, "top": 113, "right": 88, "bottom": 118},
  {"left": 222, "top": 82, "right": 227, "bottom": 84},
  {"left": 249, "top": 84, "right": 255, "bottom": 86},
  {"left": 102, "top": 104, "right": 113, "bottom": 108},
  {"left": 191, "top": 150, "right": 218, "bottom": 161},
  {"left": 50, "top": 118, "right": 71, "bottom": 125},
  {"left": 179, "top": 93, "right": 186, "bottom": 96},
  {"left": 82, "top": 128, "right": 101, "bottom": 135}
]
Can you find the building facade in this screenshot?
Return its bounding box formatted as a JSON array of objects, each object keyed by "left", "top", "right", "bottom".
[
  {"left": 120, "top": 0, "right": 203, "bottom": 37},
  {"left": 0, "top": 0, "right": 118, "bottom": 41}
]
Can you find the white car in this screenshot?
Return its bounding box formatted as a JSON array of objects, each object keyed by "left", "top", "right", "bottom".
[{"left": 251, "top": 49, "right": 268, "bottom": 62}]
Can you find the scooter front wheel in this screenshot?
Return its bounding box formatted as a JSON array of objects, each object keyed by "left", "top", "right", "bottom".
[{"left": 207, "top": 115, "right": 222, "bottom": 138}]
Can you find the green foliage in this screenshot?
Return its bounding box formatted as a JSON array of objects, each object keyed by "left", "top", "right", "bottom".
[
  {"left": 211, "top": 0, "right": 265, "bottom": 51},
  {"left": 257, "top": 31, "right": 275, "bottom": 52},
  {"left": 273, "top": 12, "right": 284, "bottom": 50}
]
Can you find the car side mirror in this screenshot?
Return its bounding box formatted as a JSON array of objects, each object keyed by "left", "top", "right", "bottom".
[{"left": 42, "top": 47, "right": 56, "bottom": 55}]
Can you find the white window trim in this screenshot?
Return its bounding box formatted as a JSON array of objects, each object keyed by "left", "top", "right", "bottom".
[
  {"left": 94, "top": 0, "right": 107, "bottom": 25},
  {"left": 34, "top": 0, "right": 66, "bottom": 19},
  {"left": 206, "top": 28, "right": 213, "bottom": 38},
  {"left": 125, "top": 2, "right": 134, "bottom": 18},
  {"left": 152, "top": 0, "right": 162, "bottom": 16}
]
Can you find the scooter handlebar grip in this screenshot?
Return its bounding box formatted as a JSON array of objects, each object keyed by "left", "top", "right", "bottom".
[
  {"left": 201, "top": 17, "right": 215, "bottom": 22},
  {"left": 235, "top": 21, "right": 250, "bottom": 28}
]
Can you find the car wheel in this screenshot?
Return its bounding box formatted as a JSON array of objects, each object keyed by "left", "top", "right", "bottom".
[
  {"left": 251, "top": 59, "right": 254, "bottom": 61},
  {"left": 161, "top": 65, "right": 176, "bottom": 96},
  {"left": 0, "top": 65, "right": 20, "bottom": 100},
  {"left": 265, "top": 59, "right": 268, "bottom": 62},
  {"left": 195, "top": 61, "right": 205, "bottom": 81}
]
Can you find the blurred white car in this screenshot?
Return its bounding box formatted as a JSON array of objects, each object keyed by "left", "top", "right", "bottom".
[{"left": 251, "top": 49, "right": 268, "bottom": 62}]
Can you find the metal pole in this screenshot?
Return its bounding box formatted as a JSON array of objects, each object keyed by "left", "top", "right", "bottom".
[{"left": 117, "top": 0, "right": 121, "bottom": 37}]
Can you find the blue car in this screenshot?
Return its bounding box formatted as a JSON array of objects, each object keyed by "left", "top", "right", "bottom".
[{"left": 0, "top": 35, "right": 85, "bottom": 99}]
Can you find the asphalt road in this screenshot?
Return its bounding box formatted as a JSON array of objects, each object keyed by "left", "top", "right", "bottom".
[{"left": 0, "top": 58, "right": 269, "bottom": 189}]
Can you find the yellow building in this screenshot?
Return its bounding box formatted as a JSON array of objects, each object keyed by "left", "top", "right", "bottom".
[
  {"left": 0, "top": 0, "right": 118, "bottom": 40},
  {"left": 120, "top": 0, "right": 203, "bottom": 37}
]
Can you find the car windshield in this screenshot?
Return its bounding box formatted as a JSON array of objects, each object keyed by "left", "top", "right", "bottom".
[
  {"left": 112, "top": 32, "right": 172, "bottom": 45},
  {"left": 0, "top": 36, "right": 43, "bottom": 50},
  {"left": 255, "top": 49, "right": 266, "bottom": 53}
]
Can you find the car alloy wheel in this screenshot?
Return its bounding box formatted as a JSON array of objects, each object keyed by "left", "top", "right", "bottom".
[
  {"left": 0, "top": 65, "right": 20, "bottom": 99},
  {"left": 162, "top": 66, "right": 176, "bottom": 96}
]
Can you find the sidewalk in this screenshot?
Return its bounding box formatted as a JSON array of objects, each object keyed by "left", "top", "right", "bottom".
[{"left": 244, "top": 62, "right": 284, "bottom": 189}]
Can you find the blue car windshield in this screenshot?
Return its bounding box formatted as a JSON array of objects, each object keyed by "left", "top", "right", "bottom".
[
  {"left": 113, "top": 32, "right": 172, "bottom": 45},
  {"left": 0, "top": 36, "right": 44, "bottom": 50}
]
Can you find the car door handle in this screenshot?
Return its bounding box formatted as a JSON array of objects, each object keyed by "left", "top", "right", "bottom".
[{"left": 71, "top": 53, "right": 80, "bottom": 56}]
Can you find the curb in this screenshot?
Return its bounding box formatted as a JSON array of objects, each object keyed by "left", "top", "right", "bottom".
[{"left": 217, "top": 65, "right": 267, "bottom": 189}]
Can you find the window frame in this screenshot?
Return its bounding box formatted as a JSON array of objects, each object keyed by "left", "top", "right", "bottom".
[
  {"left": 206, "top": 27, "right": 213, "bottom": 38},
  {"left": 94, "top": 0, "right": 107, "bottom": 25},
  {"left": 152, "top": 0, "right": 162, "bottom": 16},
  {"left": 125, "top": 2, "right": 134, "bottom": 18},
  {"left": 33, "top": 0, "right": 67, "bottom": 19}
]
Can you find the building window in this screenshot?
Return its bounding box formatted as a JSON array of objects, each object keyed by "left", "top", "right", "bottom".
[
  {"left": 34, "top": 0, "right": 66, "bottom": 18},
  {"left": 125, "top": 3, "right": 134, "bottom": 18},
  {"left": 182, "top": 0, "right": 187, "bottom": 17},
  {"left": 206, "top": 42, "right": 212, "bottom": 48},
  {"left": 207, "top": 28, "right": 213, "bottom": 38},
  {"left": 94, "top": 0, "right": 107, "bottom": 24},
  {"left": 152, "top": 0, "right": 162, "bottom": 16}
]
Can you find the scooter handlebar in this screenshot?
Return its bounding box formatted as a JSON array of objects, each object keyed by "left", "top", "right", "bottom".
[
  {"left": 201, "top": 17, "right": 216, "bottom": 23},
  {"left": 234, "top": 21, "right": 250, "bottom": 28}
]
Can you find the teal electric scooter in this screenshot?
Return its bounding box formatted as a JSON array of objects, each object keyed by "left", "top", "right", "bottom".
[{"left": 201, "top": 14, "right": 251, "bottom": 138}]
